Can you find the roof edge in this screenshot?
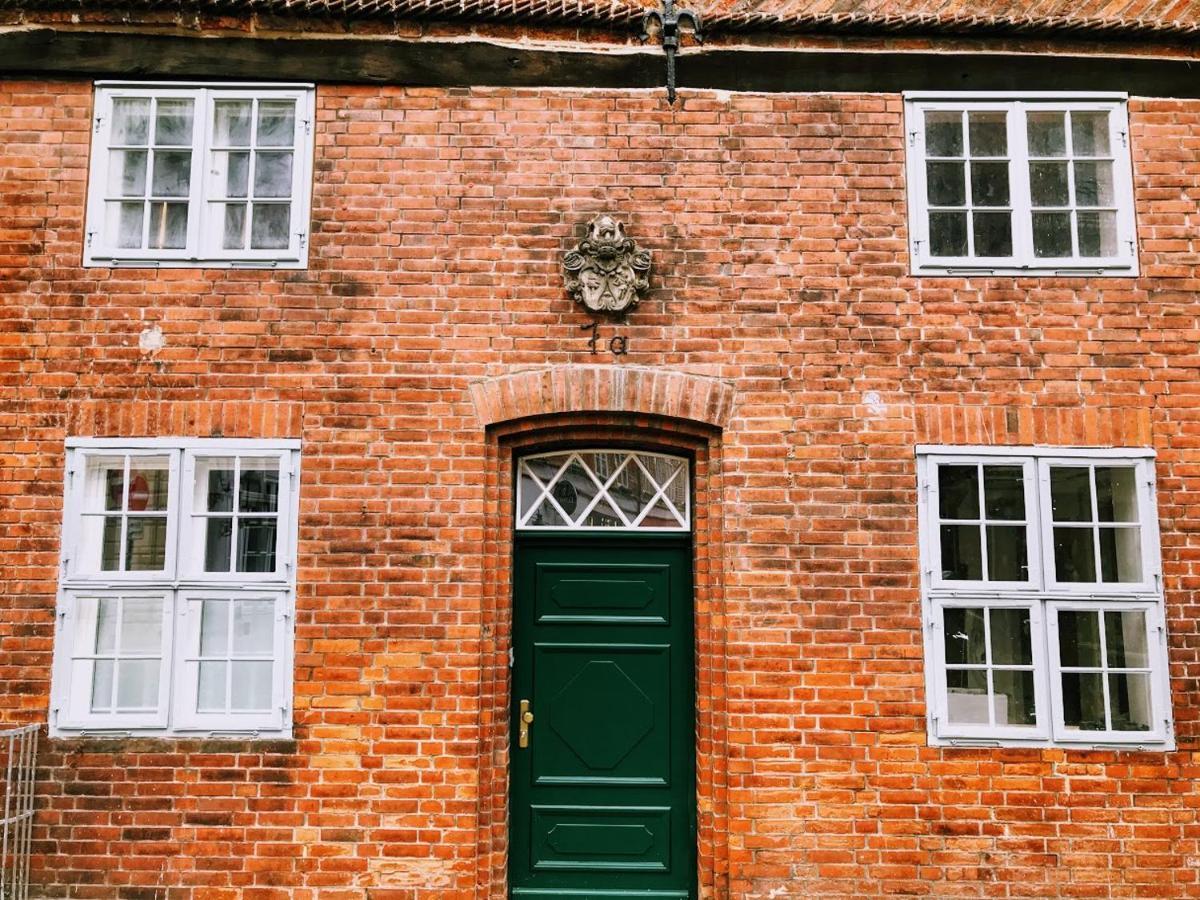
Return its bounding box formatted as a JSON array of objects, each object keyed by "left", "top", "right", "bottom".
[{"left": 2, "top": 1, "right": 1200, "bottom": 44}]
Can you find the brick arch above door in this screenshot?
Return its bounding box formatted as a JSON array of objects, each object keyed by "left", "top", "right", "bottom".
[{"left": 470, "top": 365, "right": 735, "bottom": 430}]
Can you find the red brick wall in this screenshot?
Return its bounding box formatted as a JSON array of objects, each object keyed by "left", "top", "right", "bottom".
[{"left": 3, "top": 79, "right": 1200, "bottom": 898}]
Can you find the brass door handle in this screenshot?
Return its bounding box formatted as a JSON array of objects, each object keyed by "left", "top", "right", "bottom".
[{"left": 519, "top": 699, "right": 534, "bottom": 749}]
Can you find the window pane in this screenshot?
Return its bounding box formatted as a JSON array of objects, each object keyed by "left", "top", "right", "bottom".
[
  {"left": 1071, "top": 111, "right": 1110, "bottom": 156},
  {"left": 1058, "top": 610, "right": 1102, "bottom": 667},
  {"left": 222, "top": 203, "right": 247, "bottom": 250},
  {"left": 90, "top": 659, "right": 115, "bottom": 712},
  {"left": 233, "top": 601, "right": 274, "bottom": 654},
  {"left": 154, "top": 99, "right": 194, "bottom": 145},
  {"left": 214, "top": 100, "right": 252, "bottom": 146},
  {"left": 1095, "top": 467, "right": 1137, "bottom": 522},
  {"left": 108, "top": 150, "right": 147, "bottom": 197},
  {"left": 969, "top": 162, "right": 1009, "bottom": 206},
  {"left": 125, "top": 517, "right": 167, "bottom": 571},
  {"left": 146, "top": 202, "right": 188, "bottom": 250},
  {"left": 256, "top": 101, "right": 296, "bottom": 147},
  {"left": 945, "top": 668, "right": 989, "bottom": 724},
  {"left": 116, "top": 658, "right": 160, "bottom": 710},
  {"left": 938, "top": 465, "right": 979, "bottom": 518},
  {"left": 944, "top": 608, "right": 986, "bottom": 665},
  {"left": 1061, "top": 671, "right": 1106, "bottom": 731},
  {"left": 231, "top": 661, "right": 273, "bottom": 710},
  {"left": 101, "top": 517, "right": 122, "bottom": 570},
  {"left": 1077, "top": 211, "right": 1117, "bottom": 257},
  {"left": 983, "top": 466, "right": 1024, "bottom": 519},
  {"left": 1050, "top": 467, "right": 1092, "bottom": 522},
  {"left": 929, "top": 212, "right": 967, "bottom": 257},
  {"left": 972, "top": 212, "right": 1012, "bottom": 257},
  {"left": 1073, "top": 161, "right": 1114, "bottom": 206},
  {"left": 127, "top": 462, "right": 169, "bottom": 511},
  {"left": 197, "top": 661, "right": 227, "bottom": 712},
  {"left": 580, "top": 496, "right": 625, "bottom": 528},
  {"left": 103, "top": 465, "right": 125, "bottom": 511},
  {"left": 112, "top": 98, "right": 151, "bottom": 145},
  {"left": 200, "top": 599, "right": 229, "bottom": 655},
  {"left": 237, "top": 518, "right": 278, "bottom": 572},
  {"left": 525, "top": 497, "right": 569, "bottom": 527},
  {"left": 1054, "top": 527, "right": 1096, "bottom": 582},
  {"left": 992, "top": 669, "right": 1037, "bottom": 726},
  {"left": 253, "top": 152, "right": 293, "bottom": 198},
  {"left": 1108, "top": 673, "right": 1152, "bottom": 731},
  {"left": 109, "top": 202, "right": 145, "bottom": 249},
  {"left": 213, "top": 151, "right": 250, "bottom": 198},
  {"left": 1027, "top": 112, "right": 1066, "bottom": 156},
  {"left": 204, "top": 518, "right": 233, "bottom": 572},
  {"left": 95, "top": 597, "right": 118, "bottom": 654},
  {"left": 119, "top": 597, "right": 162, "bottom": 652},
  {"left": 990, "top": 608, "right": 1033, "bottom": 665},
  {"left": 1105, "top": 611, "right": 1149, "bottom": 668},
  {"left": 1029, "top": 161, "right": 1069, "bottom": 206},
  {"left": 986, "top": 525, "right": 1028, "bottom": 581},
  {"left": 206, "top": 467, "right": 235, "bottom": 512},
  {"left": 1099, "top": 527, "right": 1142, "bottom": 583},
  {"left": 605, "top": 462, "right": 657, "bottom": 525},
  {"left": 967, "top": 112, "right": 1007, "bottom": 157},
  {"left": 924, "top": 111, "right": 962, "bottom": 157},
  {"left": 941, "top": 524, "right": 982, "bottom": 580},
  {"left": 151, "top": 151, "right": 191, "bottom": 198},
  {"left": 1032, "top": 212, "right": 1072, "bottom": 257},
  {"left": 250, "top": 204, "right": 291, "bottom": 250},
  {"left": 926, "top": 162, "right": 965, "bottom": 206},
  {"left": 239, "top": 461, "right": 280, "bottom": 513}
]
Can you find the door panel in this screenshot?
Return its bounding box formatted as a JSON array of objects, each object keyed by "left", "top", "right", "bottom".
[
  {"left": 536, "top": 562, "right": 672, "bottom": 624},
  {"left": 511, "top": 536, "right": 695, "bottom": 899}
]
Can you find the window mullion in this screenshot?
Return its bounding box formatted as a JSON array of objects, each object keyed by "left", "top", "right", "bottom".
[
  {"left": 192, "top": 87, "right": 212, "bottom": 258},
  {"left": 976, "top": 464, "right": 990, "bottom": 582},
  {"left": 1088, "top": 466, "right": 1103, "bottom": 585},
  {"left": 1010, "top": 103, "right": 1034, "bottom": 265}
]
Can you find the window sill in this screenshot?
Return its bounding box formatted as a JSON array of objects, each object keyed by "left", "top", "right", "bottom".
[
  {"left": 911, "top": 263, "right": 1138, "bottom": 278},
  {"left": 930, "top": 734, "right": 1174, "bottom": 752},
  {"left": 49, "top": 727, "right": 293, "bottom": 743},
  {"left": 83, "top": 257, "right": 308, "bottom": 270}
]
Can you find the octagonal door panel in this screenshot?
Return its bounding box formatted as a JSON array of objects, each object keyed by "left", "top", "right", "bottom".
[{"left": 511, "top": 536, "right": 695, "bottom": 899}]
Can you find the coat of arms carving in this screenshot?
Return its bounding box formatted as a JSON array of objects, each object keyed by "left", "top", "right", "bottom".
[{"left": 562, "top": 215, "right": 652, "bottom": 316}]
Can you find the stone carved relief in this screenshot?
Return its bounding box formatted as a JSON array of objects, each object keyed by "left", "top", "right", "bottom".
[{"left": 562, "top": 215, "right": 652, "bottom": 316}]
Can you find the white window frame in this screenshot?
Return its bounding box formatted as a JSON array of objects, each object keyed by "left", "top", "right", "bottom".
[
  {"left": 51, "top": 438, "right": 300, "bottom": 738},
  {"left": 84, "top": 82, "right": 315, "bottom": 268},
  {"left": 516, "top": 449, "right": 691, "bottom": 532},
  {"left": 172, "top": 590, "right": 292, "bottom": 733},
  {"left": 918, "top": 446, "right": 1172, "bottom": 749},
  {"left": 1047, "top": 600, "right": 1171, "bottom": 745},
  {"left": 904, "top": 92, "right": 1138, "bottom": 277}
]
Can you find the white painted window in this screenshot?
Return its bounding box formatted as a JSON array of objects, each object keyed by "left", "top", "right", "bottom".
[
  {"left": 918, "top": 447, "right": 1171, "bottom": 748},
  {"left": 84, "top": 83, "right": 314, "bottom": 268},
  {"left": 516, "top": 450, "right": 690, "bottom": 531},
  {"left": 904, "top": 93, "right": 1137, "bottom": 276},
  {"left": 52, "top": 439, "right": 300, "bottom": 737}
]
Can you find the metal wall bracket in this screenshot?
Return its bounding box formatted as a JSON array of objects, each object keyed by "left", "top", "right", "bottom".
[{"left": 641, "top": 0, "right": 702, "bottom": 105}]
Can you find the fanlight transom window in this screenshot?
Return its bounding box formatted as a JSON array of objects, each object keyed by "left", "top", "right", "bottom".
[{"left": 517, "top": 450, "right": 690, "bottom": 531}]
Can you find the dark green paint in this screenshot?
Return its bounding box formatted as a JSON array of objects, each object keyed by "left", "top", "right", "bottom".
[{"left": 511, "top": 534, "right": 695, "bottom": 899}]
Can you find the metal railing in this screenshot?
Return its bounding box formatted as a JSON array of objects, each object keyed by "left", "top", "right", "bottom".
[{"left": 0, "top": 725, "right": 37, "bottom": 900}]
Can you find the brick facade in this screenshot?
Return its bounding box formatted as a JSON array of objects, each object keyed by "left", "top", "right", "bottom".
[{"left": 4, "top": 79, "right": 1200, "bottom": 898}]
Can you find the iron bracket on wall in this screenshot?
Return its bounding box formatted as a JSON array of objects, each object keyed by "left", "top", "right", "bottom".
[{"left": 641, "top": 0, "right": 702, "bottom": 104}]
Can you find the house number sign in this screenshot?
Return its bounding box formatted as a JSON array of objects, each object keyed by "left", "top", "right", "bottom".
[{"left": 580, "top": 322, "right": 629, "bottom": 358}]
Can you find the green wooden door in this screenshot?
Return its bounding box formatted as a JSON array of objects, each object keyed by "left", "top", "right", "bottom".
[{"left": 510, "top": 534, "right": 696, "bottom": 899}]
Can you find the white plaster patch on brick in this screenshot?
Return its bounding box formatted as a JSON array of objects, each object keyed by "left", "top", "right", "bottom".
[
  {"left": 863, "top": 390, "right": 886, "bottom": 416},
  {"left": 138, "top": 324, "right": 164, "bottom": 355}
]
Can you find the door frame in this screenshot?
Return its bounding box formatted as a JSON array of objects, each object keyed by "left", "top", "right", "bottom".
[
  {"left": 509, "top": 530, "right": 697, "bottom": 898},
  {"left": 472, "top": 415, "right": 731, "bottom": 899}
]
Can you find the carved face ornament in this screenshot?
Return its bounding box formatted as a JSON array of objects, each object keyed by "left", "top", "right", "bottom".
[{"left": 562, "top": 215, "right": 652, "bottom": 316}]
